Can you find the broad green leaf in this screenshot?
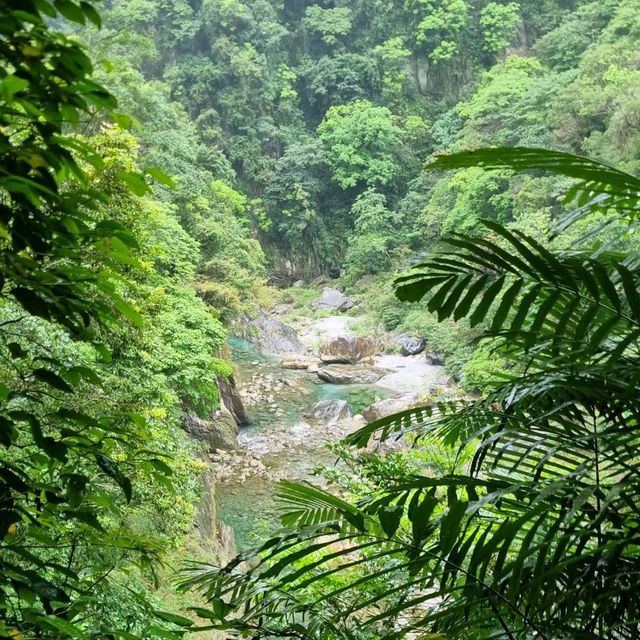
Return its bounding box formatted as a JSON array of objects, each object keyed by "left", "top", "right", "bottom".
[
  {"left": 154, "top": 611, "right": 195, "bottom": 628},
  {"left": 144, "top": 167, "right": 176, "bottom": 188},
  {"left": 54, "top": 0, "right": 85, "bottom": 23},
  {"left": 111, "top": 294, "right": 143, "bottom": 327},
  {"left": 117, "top": 170, "right": 150, "bottom": 196},
  {"left": 0, "top": 75, "right": 29, "bottom": 101},
  {"left": 378, "top": 504, "right": 403, "bottom": 537}
]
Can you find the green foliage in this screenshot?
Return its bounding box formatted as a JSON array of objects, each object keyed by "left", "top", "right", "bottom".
[
  {"left": 318, "top": 101, "right": 405, "bottom": 189},
  {"left": 456, "top": 56, "right": 554, "bottom": 146},
  {"left": 262, "top": 138, "right": 336, "bottom": 272},
  {"left": 344, "top": 191, "right": 407, "bottom": 281},
  {"left": 81, "top": 0, "right": 640, "bottom": 285},
  {"left": 480, "top": 2, "right": 520, "bottom": 53},
  {"left": 422, "top": 167, "right": 513, "bottom": 238},
  {"left": 406, "top": 0, "right": 470, "bottom": 62},
  {"left": 185, "top": 184, "right": 266, "bottom": 316},
  {"left": 303, "top": 6, "right": 353, "bottom": 46},
  {"left": 92, "top": 58, "right": 267, "bottom": 313},
  {"left": 0, "top": 3, "right": 155, "bottom": 635},
  {"left": 0, "top": 4, "right": 232, "bottom": 637},
  {"left": 10, "top": 0, "right": 637, "bottom": 635},
  {"left": 373, "top": 37, "right": 412, "bottom": 98},
  {"left": 535, "top": 0, "right": 618, "bottom": 70}
]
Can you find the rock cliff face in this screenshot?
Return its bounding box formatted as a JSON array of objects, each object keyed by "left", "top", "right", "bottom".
[
  {"left": 183, "top": 410, "right": 239, "bottom": 451},
  {"left": 187, "top": 375, "right": 251, "bottom": 564},
  {"left": 236, "top": 312, "right": 304, "bottom": 355},
  {"left": 195, "top": 466, "right": 237, "bottom": 563},
  {"left": 183, "top": 374, "right": 250, "bottom": 451}
]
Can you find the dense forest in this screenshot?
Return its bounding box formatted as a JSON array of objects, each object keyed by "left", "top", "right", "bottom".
[
  {"left": 1, "top": 0, "right": 640, "bottom": 638},
  {"left": 85, "top": 0, "right": 640, "bottom": 382}
]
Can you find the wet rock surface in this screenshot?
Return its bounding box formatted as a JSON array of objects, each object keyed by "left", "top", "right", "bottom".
[
  {"left": 280, "top": 354, "right": 320, "bottom": 370},
  {"left": 236, "top": 312, "right": 303, "bottom": 355},
  {"left": 305, "top": 399, "right": 352, "bottom": 423},
  {"left": 317, "top": 365, "right": 388, "bottom": 385},
  {"left": 214, "top": 314, "right": 454, "bottom": 549},
  {"left": 239, "top": 369, "right": 311, "bottom": 411},
  {"left": 209, "top": 449, "right": 269, "bottom": 483}
]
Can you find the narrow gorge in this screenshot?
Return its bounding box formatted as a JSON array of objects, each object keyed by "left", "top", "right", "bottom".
[{"left": 189, "top": 286, "right": 455, "bottom": 553}]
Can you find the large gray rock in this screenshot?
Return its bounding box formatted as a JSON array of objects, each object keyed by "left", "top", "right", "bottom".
[
  {"left": 362, "top": 392, "right": 421, "bottom": 423},
  {"left": 320, "top": 335, "right": 377, "bottom": 364},
  {"left": 395, "top": 333, "right": 426, "bottom": 356},
  {"left": 310, "top": 287, "right": 354, "bottom": 312},
  {"left": 318, "top": 365, "right": 387, "bottom": 385},
  {"left": 280, "top": 355, "right": 320, "bottom": 370},
  {"left": 183, "top": 410, "right": 239, "bottom": 451},
  {"left": 237, "top": 312, "right": 303, "bottom": 355},
  {"left": 305, "top": 399, "right": 352, "bottom": 423}
]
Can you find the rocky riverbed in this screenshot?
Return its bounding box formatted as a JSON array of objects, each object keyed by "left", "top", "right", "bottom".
[{"left": 211, "top": 306, "right": 453, "bottom": 549}]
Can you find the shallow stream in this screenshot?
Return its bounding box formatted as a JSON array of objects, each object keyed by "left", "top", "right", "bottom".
[
  {"left": 216, "top": 338, "right": 393, "bottom": 549},
  {"left": 216, "top": 330, "right": 447, "bottom": 549}
]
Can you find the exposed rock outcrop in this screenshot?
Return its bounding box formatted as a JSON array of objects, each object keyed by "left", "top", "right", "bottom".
[
  {"left": 195, "top": 467, "right": 237, "bottom": 563},
  {"left": 184, "top": 409, "right": 239, "bottom": 451},
  {"left": 236, "top": 312, "right": 303, "bottom": 355},
  {"left": 209, "top": 449, "right": 268, "bottom": 482},
  {"left": 310, "top": 287, "right": 354, "bottom": 312},
  {"left": 239, "top": 370, "right": 309, "bottom": 408},
  {"left": 395, "top": 333, "right": 426, "bottom": 356},
  {"left": 305, "top": 399, "right": 352, "bottom": 423},
  {"left": 319, "top": 335, "right": 376, "bottom": 364},
  {"left": 217, "top": 374, "right": 250, "bottom": 426},
  {"left": 309, "top": 275, "right": 331, "bottom": 288},
  {"left": 318, "top": 365, "right": 387, "bottom": 385},
  {"left": 362, "top": 392, "right": 421, "bottom": 423}
]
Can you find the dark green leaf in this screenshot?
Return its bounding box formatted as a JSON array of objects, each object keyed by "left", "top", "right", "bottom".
[
  {"left": 33, "top": 368, "right": 74, "bottom": 393},
  {"left": 96, "top": 453, "right": 132, "bottom": 502}
]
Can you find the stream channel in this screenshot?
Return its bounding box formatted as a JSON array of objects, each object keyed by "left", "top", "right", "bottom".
[{"left": 214, "top": 318, "right": 449, "bottom": 551}]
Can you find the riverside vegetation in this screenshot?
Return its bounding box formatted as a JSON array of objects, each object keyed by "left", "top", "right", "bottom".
[{"left": 1, "top": 0, "right": 640, "bottom": 639}]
